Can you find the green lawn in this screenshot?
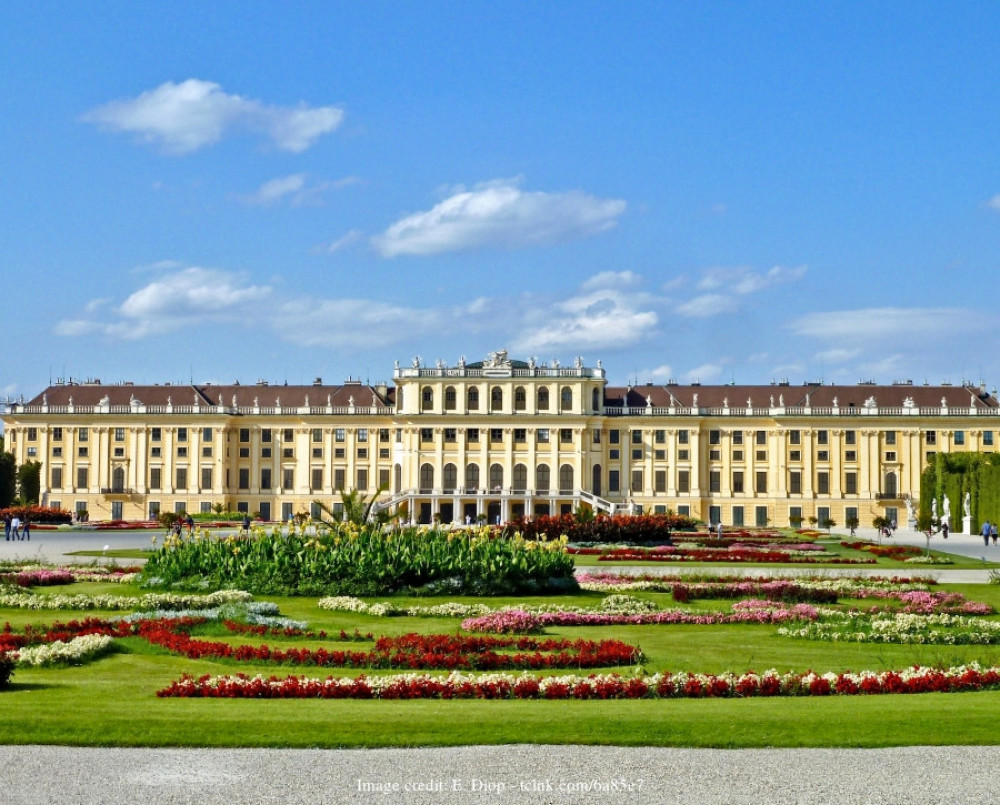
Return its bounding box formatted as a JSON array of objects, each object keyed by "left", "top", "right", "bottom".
[{"left": 4, "top": 580, "right": 1000, "bottom": 747}]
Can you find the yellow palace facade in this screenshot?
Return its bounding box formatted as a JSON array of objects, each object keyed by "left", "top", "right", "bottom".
[{"left": 3, "top": 351, "right": 998, "bottom": 528}]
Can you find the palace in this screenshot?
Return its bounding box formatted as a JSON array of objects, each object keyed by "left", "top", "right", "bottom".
[{"left": 2, "top": 351, "right": 998, "bottom": 527}]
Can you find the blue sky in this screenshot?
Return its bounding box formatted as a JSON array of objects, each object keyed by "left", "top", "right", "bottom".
[{"left": 3, "top": 2, "right": 1000, "bottom": 402}]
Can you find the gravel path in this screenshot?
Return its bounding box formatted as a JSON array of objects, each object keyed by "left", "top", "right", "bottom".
[{"left": 0, "top": 744, "right": 991, "bottom": 804}]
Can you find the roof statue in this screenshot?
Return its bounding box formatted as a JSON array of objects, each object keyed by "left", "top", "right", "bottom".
[{"left": 484, "top": 349, "right": 511, "bottom": 369}]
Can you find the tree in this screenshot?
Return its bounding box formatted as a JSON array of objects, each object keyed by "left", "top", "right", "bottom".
[
  {"left": 0, "top": 451, "right": 15, "bottom": 508},
  {"left": 845, "top": 515, "right": 859, "bottom": 536},
  {"left": 820, "top": 517, "right": 836, "bottom": 534},
  {"left": 16, "top": 460, "right": 42, "bottom": 505},
  {"left": 315, "top": 484, "right": 393, "bottom": 527}
]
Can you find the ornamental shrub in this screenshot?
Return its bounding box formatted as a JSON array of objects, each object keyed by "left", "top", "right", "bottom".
[
  {"left": 0, "top": 652, "right": 13, "bottom": 688},
  {"left": 0, "top": 505, "right": 72, "bottom": 525},
  {"left": 509, "top": 513, "right": 698, "bottom": 543}
]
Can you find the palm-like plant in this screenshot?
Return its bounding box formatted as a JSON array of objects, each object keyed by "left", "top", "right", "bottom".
[{"left": 314, "top": 484, "right": 394, "bottom": 526}]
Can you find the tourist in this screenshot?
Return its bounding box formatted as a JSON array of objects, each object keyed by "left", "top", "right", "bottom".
[
  {"left": 982, "top": 520, "right": 991, "bottom": 547},
  {"left": 186, "top": 514, "right": 194, "bottom": 534},
  {"left": 716, "top": 521, "right": 723, "bottom": 539},
  {"left": 941, "top": 521, "right": 948, "bottom": 539},
  {"left": 3, "top": 513, "right": 10, "bottom": 541},
  {"left": 242, "top": 513, "right": 251, "bottom": 536},
  {"left": 992, "top": 522, "right": 998, "bottom": 546},
  {"left": 9, "top": 514, "right": 21, "bottom": 540},
  {"left": 21, "top": 515, "right": 29, "bottom": 541}
]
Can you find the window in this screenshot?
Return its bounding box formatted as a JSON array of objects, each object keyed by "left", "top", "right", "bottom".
[
  {"left": 845, "top": 430, "right": 856, "bottom": 445},
  {"left": 560, "top": 429, "right": 573, "bottom": 443},
  {"left": 709, "top": 430, "right": 721, "bottom": 445},
  {"left": 335, "top": 428, "right": 346, "bottom": 443},
  {"left": 357, "top": 428, "right": 368, "bottom": 442},
  {"left": 609, "top": 449, "right": 620, "bottom": 460},
  {"left": 845, "top": 472, "right": 857, "bottom": 494},
  {"left": 334, "top": 469, "right": 346, "bottom": 490},
  {"left": 678, "top": 430, "right": 689, "bottom": 444},
  {"left": 490, "top": 428, "right": 503, "bottom": 443},
  {"left": 817, "top": 471, "right": 829, "bottom": 495},
  {"left": 201, "top": 467, "right": 212, "bottom": 489},
  {"left": 177, "top": 447, "right": 187, "bottom": 458},
  {"left": 261, "top": 428, "right": 271, "bottom": 443},
  {"left": 444, "top": 428, "right": 457, "bottom": 443},
  {"left": 678, "top": 449, "right": 689, "bottom": 461},
  {"left": 420, "top": 428, "right": 433, "bottom": 442},
  {"left": 78, "top": 446, "right": 89, "bottom": 457},
  {"left": 631, "top": 469, "right": 643, "bottom": 492},
  {"left": 489, "top": 463, "right": 504, "bottom": 490},
  {"left": 27, "top": 427, "right": 37, "bottom": 441},
  {"left": 51, "top": 467, "right": 63, "bottom": 489},
  {"left": 756, "top": 506, "right": 768, "bottom": 527},
  {"left": 468, "top": 387, "right": 480, "bottom": 410},
  {"left": 379, "top": 468, "right": 390, "bottom": 488},
  {"left": 260, "top": 468, "right": 271, "bottom": 490},
  {"left": 655, "top": 430, "right": 666, "bottom": 444},
  {"left": 283, "top": 468, "right": 294, "bottom": 490},
  {"left": 443, "top": 464, "right": 458, "bottom": 491},
  {"left": 52, "top": 447, "right": 62, "bottom": 457},
  {"left": 709, "top": 471, "right": 721, "bottom": 493},
  {"left": 609, "top": 469, "right": 620, "bottom": 493},
  {"left": 817, "top": 430, "right": 828, "bottom": 445},
  {"left": 609, "top": 430, "right": 620, "bottom": 444},
  {"left": 560, "top": 387, "right": 572, "bottom": 411},
  {"left": 78, "top": 427, "right": 89, "bottom": 442},
  {"left": 925, "top": 431, "right": 937, "bottom": 445},
  {"left": 466, "top": 463, "right": 480, "bottom": 490},
  {"left": 789, "top": 430, "right": 800, "bottom": 445},
  {"left": 632, "top": 430, "right": 643, "bottom": 444},
  {"left": 985, "top": 431, "right": 995, "bottom": 446},
  {"left": 312, "top": 428, "right": 322, "bottom": 443},
  {"left": 654, "top": 449, "right": 666, "bottom": 460},
  {"left": 885, "top": 452, "right": 897, "bottom": 462},
  {"left": 445, "top": 387, "right": 457, "bottom": 410},
  {"left": 177, "top": 427, "right": 187, "bottom": 442},
  {"left": 177, "top": 467, "right": 189, "bottom": 490},
  {"left": 512, "top": 464, "right": 527, "bottom": 491},
  {"left": 632, "top": 449, "right": 643, "bottom": 460},
  {"left": 732, "top": 506, "right": 744, "bottom": 527},
  {"left": 202, "top": 446, "right": 212, "bottom": 457},
  {"left": 514, "top": 429, "right": 527, "bottom": 443},
  {"left": 467, "top": 428, "right": 480, "bottom": 443},
  {"left": 538, "top": 429, "right": 550, "bottom": 444},
  {"left": 885, "top": 430, "right": 896, "bottom": 445},
  {"left": 201, "top": 502, "right": 212, "bottom": 514},
  {"left": 113, "top": 447, "right": 124, "bottom": 458},
  {"left": 789, "top": 450, "right": 801, "bottom": 462},
  {"left": 709, "top": 449, "right": 721, "bottom": 461},
  {"left": 421, "top": 387, "right": 433, "bottom": 411},
  {"left": 817, "top": 451, "right": 829, "bottom": 462},
  {"left": 732, "top": 450, "right": 744, "bottom": 461},
  {"left": 52, "top": 427, "right": 63, "bottom": 441},
  {"left": 845, "top": 451, "right": 857, "bottom": 462},
  {"left": 357, "top": 468, "right": 368, "bottom": 489},
  {"left": 755, "top": 431, "right": 766, "bottom": 445},
  {"left": 77, "top": 467, "right": 89, "bottom": 489},
  {"left": 238, "top": 469, "right": 249, "bottom": 490},
  {"left": 514, "top": 387, "right": 526, "bottom": 411},
  {"left": 202, "top": 427, "right": 213, "bottom": 441},
  {"left": 756, "top": 450, "right": 766, "bottom": 461},
  {"left": 537, "top": 387, "right": 549, "bottom": 410},
  {"left": 379, "top": 448, "right": 390, "bottom": 459},
  {"left": 732, "top": 471, "right": 744, "bottom": 493},
  {"left": 789, "top": 471, "right": 801, "bottom": 494},
  {"left": 755, "top": 471, "right": 767, "bottom": 493},
  {"left": 239, "top": 428, "right": 250, "bottom": 443},
  {"left": 312, "top": 447, "right": 323, "bottom": 459},
  {"left": 357, "top": 448, "right": 368, "bottom": 459},
  {"left": 114, "top": 428, "right": 125, "bottom": 442},
  {"left": 281, "top": 428, "right": 292, "bottom": 442},
  {"left": 954, "top": 431, "right": 966, "bottom": 445},
  {"left": 490, "top": 386, "right": 503, "bottom": 411},
  {"left": 654, "top": 470, "right": 666, "bottom": 493},
  {"left": 282, "top": 448, "right": 293, "bottom": 458},
  {"left": 732, "top": 431, "right": 743, "bottom": 445},
  {"left": 677, "top": 470, "right": 690, "bottom": 493},
  {"left": 379, "top": 429, "right": 390, "bottom": 443}
]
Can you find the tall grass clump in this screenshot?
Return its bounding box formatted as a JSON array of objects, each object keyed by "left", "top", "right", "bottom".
[{"left": 139, "top": 524, "right": 577, "bottom": 596}]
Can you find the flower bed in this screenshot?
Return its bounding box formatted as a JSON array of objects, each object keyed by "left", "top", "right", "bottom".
[
  {"left": 576, "top": 546, "right": 875, "bottom": 565},
  {"left": 779, "top": 613, "right": 1000, "bottom": 644},
  {"left": 0, "top": 589, "right": 252, "bottom": 611},
  {"left": 157, "top": 663, "right": 1000, "bottom": 700}
]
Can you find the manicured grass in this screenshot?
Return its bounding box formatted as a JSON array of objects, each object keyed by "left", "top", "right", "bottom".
[
  {"left": 5, "top": 576, "right": 1000, "bottom": 747},
  {"left": 66, "top": 549, "right": 153, "bottom": 559}
]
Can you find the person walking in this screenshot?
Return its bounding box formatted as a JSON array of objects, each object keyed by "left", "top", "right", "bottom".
[
  {"left": 982, "top": 520, "right": 991, "bottom": 547},
  {"left": 21, "top": 515, "right": 30, "bottom": 541},
  {"left": 9, "top": 514, "right": 21, "bottom": 540},
  {"left": 3, "top": 513, "right": 10, "bottom": 541},
  {"left": 992, "top": 522, "right": 998, "bottom": 546}
]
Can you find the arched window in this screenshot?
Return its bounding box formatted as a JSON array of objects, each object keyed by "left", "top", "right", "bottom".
[
  {"left": 112, "top": 466, "right": 125, "bottom": 493},
  {"left": 560, "top": 386, "right": 573, "bottom": 411},
  {"left": 559, "top": 463, "right": 574, "bottom": 493},
  {"left": 490, "top": 386, "right": 503, "bottom": 411},
  {"left": 419, "top": 463, "right": 434, "bottom": 492},
  {"left": 489, "top": 463, "right": 504, "bottom": 491},
  {"left": 884, "top": 471, "right": 898, "bottom": 498},
  {"left": 537, "top": 386, "right": 550, "bottom": 410},
  {"left": 444, "top": 386, "right": 457, "bottom": 411},
  {"left": 592, "top": 464, "right": 602, "bottom": 497},
  {"left": 592, "top": 388, "right": 601, "bottom": 411},
  {"left": 513, "top": 463, "right": 528, "bottom": 492},
  {"left": 443, "top": 463, "right": 457, "bottom": 492},
  {"left": 536, "top": 464, "right": 550, "bottom": 493},
  {"left": 514, "top": 386, "right": 527, "bottom": 411},
  {"left": 421, "top": 386, "right": 434, "bottom": 412},
  {"left": 466, "top": 463, "right": 480, "bottom": 491},
  {"left": 467, "top": 387, "right": 480, "bottom": 410}
]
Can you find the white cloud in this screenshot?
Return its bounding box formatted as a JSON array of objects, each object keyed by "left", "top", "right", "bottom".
[
  {"left": 240, "top": 174, "right": 308, "bottom": 205},
  {"left": 697, "top": 265, "right": 807, "bottom": 294},
  {"left": 83, "top": 79, "right": 343, "bottom": 153},
  {"left": 814, "top": 348, "right": 860, "bottom": 363},
  {"left": 272, "top": 299, "right": 440, "bottom": 349},
  {"left": 321, "top": 229, "right": 365, "bottom": 254},
  {"left": 684, "top": 363, "right": 724, "bottom": 383},
  {"left": 513, "top": 285, "right": 657, "bottom": 353},
  {"left": 581, "top": 271, "right": 641, "bottom": 290},
  {"left": 372, "top": 179, "right": 626, "bottom": 257},
  {"left": 56, "top": 266, "right": 272, "bottom": 339},
  {"left": 674, "top": 293, "right": 738, "bottom": 318},
  {"left": 642, "top": 365, "right": 674, "bottom": 382},
  {"left": 986, "top": 194, "right": 1000, "bottom": 211},
  {"left": 788, "top": 307, "right": 964, "bottom": 341}
]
